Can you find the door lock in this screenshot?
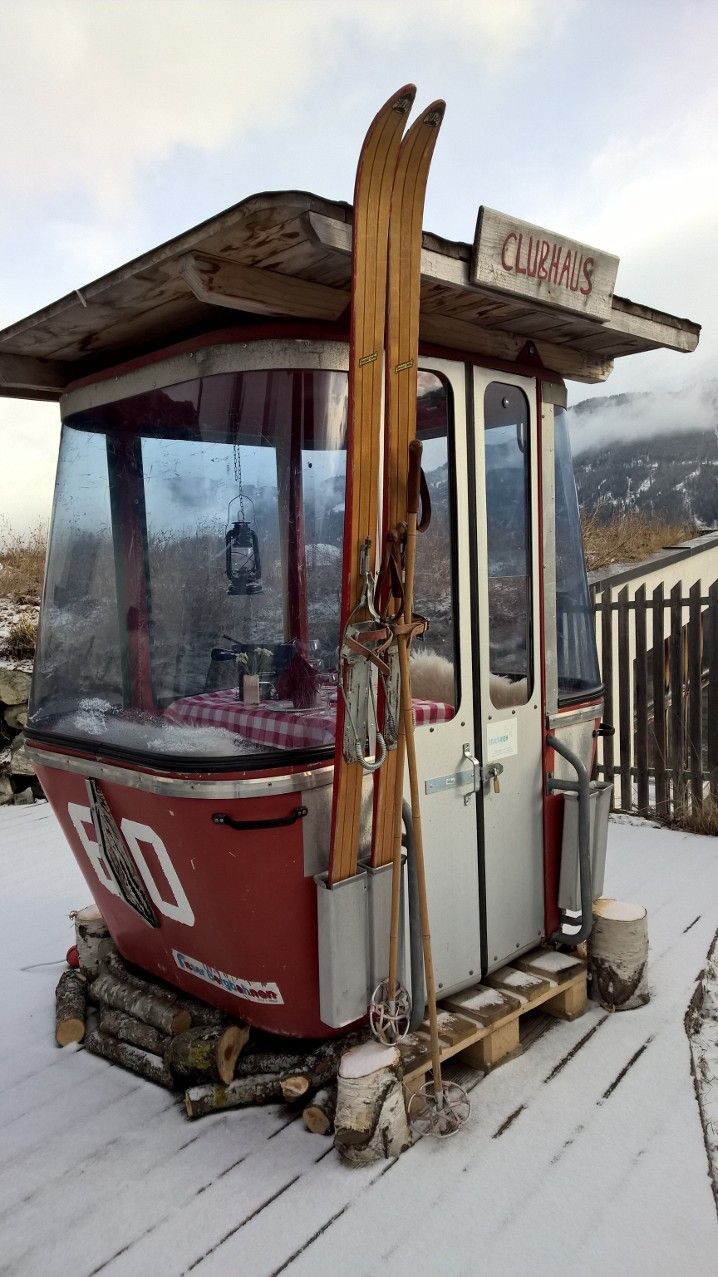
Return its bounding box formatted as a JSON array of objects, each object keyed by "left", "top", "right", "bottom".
[
  {"left": 460, "top": 747, "right": 504, "bottom": 801},
  {"left": 423, "top": 749, "right": 504, "bottom": 803},
  {"left": 487, "top": 763, "right": 502, "bottom": 794},
  {"left": 478, "top": 760, "right": 504, "bottom": 794},
  {"left": 461, "top": 747, "right": 504, "bottom": 802}
]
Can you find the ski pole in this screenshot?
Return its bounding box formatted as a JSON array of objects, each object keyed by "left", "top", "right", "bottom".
[{"left": 396, "top": 441, "right": 444, "bottom": 1103}]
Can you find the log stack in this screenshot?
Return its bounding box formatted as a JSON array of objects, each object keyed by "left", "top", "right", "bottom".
[{"left": 54, "top": 903, "right": 366, "bottom": 1138}]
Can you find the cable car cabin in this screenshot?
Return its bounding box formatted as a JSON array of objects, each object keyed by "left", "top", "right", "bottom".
[{"left": 0, "top": 191, "right": 699, "bottom": 1038}]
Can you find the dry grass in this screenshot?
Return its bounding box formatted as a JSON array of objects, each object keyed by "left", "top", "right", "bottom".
[
  {"left": 0, "top": 520, "right": 47, "bottom": 599},
  {"left": 670, "top": 795, "right": 718, "bottom": 837},
  {"left": 581, "top": 509, "right": 696, "bottom": 573},
  {"left": 2, "top": 614, "right": 38, "bottom": 659}
]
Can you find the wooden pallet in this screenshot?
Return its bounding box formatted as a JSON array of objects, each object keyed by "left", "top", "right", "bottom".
[{"left": 399, "top": 949, "right": 587, "bottom": 1095}]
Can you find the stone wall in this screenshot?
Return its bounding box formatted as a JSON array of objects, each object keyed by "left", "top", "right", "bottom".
[{"left": 0, "top": 664, "right": 41, "bottom": 804}]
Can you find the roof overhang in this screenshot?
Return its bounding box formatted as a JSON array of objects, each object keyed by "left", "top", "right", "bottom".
[{"left": 0, "top": 191, "right": 700, "bottom": 402}]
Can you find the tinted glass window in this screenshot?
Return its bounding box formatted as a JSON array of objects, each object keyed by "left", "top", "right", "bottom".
[
  {"left": 554, "top": 406, "right": 602, "bottom": 703},
  {"left": 484, "top": 382, "right": 533, "bottom": 706},
  {"left": 30, "top": 369, "right": 348, "bottom": 758},
  {"left": 412, "top": 371, "right": 458, "bottom": 711},
  {"left": 30, "top": 363, "right": 458, "bottom": 761}
]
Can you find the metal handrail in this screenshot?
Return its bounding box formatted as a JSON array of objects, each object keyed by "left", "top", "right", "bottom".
[{"left": 546, "top": 734, "right": 594, "bottom": 947}]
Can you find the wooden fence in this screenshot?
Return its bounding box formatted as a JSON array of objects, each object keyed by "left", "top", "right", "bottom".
[{"left": 593, "top": 578, "right": 718, "bottom": 819}]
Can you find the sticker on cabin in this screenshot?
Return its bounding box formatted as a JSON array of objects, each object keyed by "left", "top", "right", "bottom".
[
  {"left": 472, "top": 207, "right": 619, "bottom": 322},
  {"left": 486, "top": 719, "right": 518, "bottom": 762},
  {"left": 173, "top": 950, "right": 284, "bottom": 1005}
]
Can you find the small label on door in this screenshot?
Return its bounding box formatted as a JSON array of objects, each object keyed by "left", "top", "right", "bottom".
[{"left": 486, "top": 719, "right": 517, "bottom": 761}]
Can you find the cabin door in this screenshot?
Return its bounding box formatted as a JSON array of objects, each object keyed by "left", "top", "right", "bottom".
[
  {"left": 407, "top": 358, "right": 483, "bottom": 997},
  {"left": 471, "top": 370, "right": 545, "bottom": 969}
]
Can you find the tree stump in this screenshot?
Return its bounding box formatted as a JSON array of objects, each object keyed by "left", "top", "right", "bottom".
[
  {"left": 55, "top": 969, "right": 87, "bottom": 1046},
  {"left": 589, "top": 898, "right": 649, "bottom": 1011},
  {"left": 72, "top": 905, "right": 111, "bottom": 978},
  {"left": 334, "top": 1042, "right": 411, "bottom": 1165}
]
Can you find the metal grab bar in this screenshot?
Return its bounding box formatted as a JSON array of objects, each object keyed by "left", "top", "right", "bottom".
[
  {"left": 546, "top": 734, "right": 594, "bottom": 947},
  {"left": 212, "top": 806, "right": 308, "bottom": 832}
]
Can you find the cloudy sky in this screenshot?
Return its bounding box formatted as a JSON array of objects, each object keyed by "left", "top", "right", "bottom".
[{"left": 0, "top": 0, "right": 716, "bottom": 531}]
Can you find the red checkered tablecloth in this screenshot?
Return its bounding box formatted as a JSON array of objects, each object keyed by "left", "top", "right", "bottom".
[{"left": 164, "top": 686, "right": 454, "bottom": 751}]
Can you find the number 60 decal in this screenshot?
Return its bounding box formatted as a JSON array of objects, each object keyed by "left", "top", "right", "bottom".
[{"left": 68, "top": 803, "right": 195, "bottom": 927}]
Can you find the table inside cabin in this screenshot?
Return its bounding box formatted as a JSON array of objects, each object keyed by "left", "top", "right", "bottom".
[{"left": 165, "top": 685, "right": 453, "bottom": 751}]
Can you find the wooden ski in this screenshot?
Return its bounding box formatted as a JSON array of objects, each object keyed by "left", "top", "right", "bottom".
[
  {"left": 371, "top": 99, "right": 446, "bottom": 878},
  {"left": 328, "top": 85, "right": 416, "bottom": 887}
]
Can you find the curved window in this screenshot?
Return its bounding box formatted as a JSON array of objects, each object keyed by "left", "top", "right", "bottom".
[
  {"left": 31, "top": 368, "right": 348, "bottom": 759},
  {"left": 30, "top": 359, "right": 457, "bottom": 762},
  {"left": 554, "top": 406, "right": 602, "bottom": 703}
]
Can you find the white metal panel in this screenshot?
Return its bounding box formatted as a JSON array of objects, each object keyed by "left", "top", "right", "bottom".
[
  {"left": 472, "top": 368, "right": 545, "bottom": 968},
  {"left": 411, "top": 356, "right": 482, "bottom": 995}
]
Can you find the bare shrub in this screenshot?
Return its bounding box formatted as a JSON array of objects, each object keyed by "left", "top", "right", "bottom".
[
  {"left": 670, "top": 795, "right": 718, "bottom": 837},
  {"left": 0, "top": 519, "right": 47, "bottom": 599},
  {"left": 581, "top": 509, "right": 696, "bottom": 573},
  {"left": 1, "top": 614, "right": 38, "bottom": 659}
]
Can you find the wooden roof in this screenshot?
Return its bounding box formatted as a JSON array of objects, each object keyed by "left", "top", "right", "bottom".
[{"left": 0, "top": 190, "right": 700, "bottom": 400}]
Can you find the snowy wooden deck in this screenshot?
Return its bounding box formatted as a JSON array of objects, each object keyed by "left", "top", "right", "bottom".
[{"left": 1, "top": 802, "right": 716, "bottom": 1276}]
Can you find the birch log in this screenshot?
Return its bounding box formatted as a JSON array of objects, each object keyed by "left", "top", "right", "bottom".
[
  {"left": 55, "top": 969, "right": 87, "bottom": 1046},
  {"left": 99, "top": 1008, "right": 169, "bottom": 1057},
  {"left": 72, "top": 905, "right": 111, "bottom": 978},
  {"left": 90, "top": 972, "right": 191, "bottom": 1035},
  {"left": 184, "top": 1074, "right": 284, "bottom": 1119},
  {"left": 166, "top": 1024, "right": 249, "bottom": 1085},
  {"left": 303, "top": 1086, "right": 337, "bottom": 1135},
  {"left": 172, "top": 996, "right": 227, "bottom": 1028},
  {"left": 235, "top": 1049, "right": 306, "bottom": 1078},
  {"left": 278, "top": 1033, "right": 363, "bottom": 1102},
  {"left": 589, "top": 898, "right": 649, "bottom": 1011},
  {"left": 334, "top": 1042, "right": 411, "bottom": 1165},
  {"left": 230, "top": 1031, "right": 364, "bottom": 1093},
  {"left": 85, "top": 1030, "right": 174, "bottom": 1089},
  {"left": 101, "top": 949, "right": 173, "bottom": 998},
  {"left": 101, "top": 950, "right": 226, "bottom": 1026}
]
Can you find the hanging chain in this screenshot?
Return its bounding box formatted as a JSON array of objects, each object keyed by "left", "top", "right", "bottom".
[{"left": 233, "top": 443, "right": 245, "bottom": 520}]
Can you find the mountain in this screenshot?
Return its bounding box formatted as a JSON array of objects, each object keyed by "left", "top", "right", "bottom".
[{"left": 568, "top": 382, "right": 718, "bottom": 528}]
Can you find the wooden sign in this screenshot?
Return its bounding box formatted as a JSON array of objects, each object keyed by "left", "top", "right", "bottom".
[{"left": 472, "top": 207, "right": 619, "bottom": 322}]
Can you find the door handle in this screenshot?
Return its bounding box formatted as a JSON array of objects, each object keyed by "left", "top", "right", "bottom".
[
  {"left": 461, "top": 744, "right": 481, "bottom": 805},
  {"left": 461, "top": 747, "right": 504, "bottom": 802}
]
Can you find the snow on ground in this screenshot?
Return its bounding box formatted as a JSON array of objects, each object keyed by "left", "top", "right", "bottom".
[
  {"left": 0, "top": 805, "right": 716, "bottom": 1276},
  {"left": 687, "top": 934, "right": 718, "bottom": 1211}
]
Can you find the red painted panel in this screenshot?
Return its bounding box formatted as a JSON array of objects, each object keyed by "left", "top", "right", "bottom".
[{"left": 37, "top": 762, "right": 349, "bottom": 1038}]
